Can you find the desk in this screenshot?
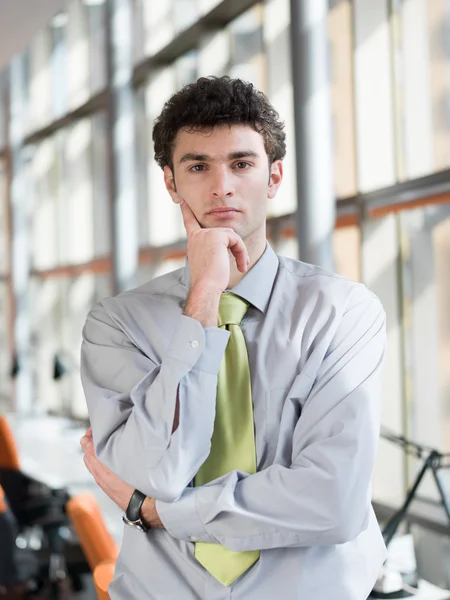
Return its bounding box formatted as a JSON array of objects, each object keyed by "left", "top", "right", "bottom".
[{"left": 6, "top": 414, "right": 123, "bottom": 544}]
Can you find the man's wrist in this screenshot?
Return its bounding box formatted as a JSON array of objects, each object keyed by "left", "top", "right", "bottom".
[
  {"left": 141, "top": 497, "right": 164, "bottom": 529},
  {"left": 184, "top": 287, "right": 221, "bottom": 328}
]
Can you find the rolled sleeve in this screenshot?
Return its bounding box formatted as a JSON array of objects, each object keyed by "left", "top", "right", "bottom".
[{"left": 81, "top": 304, "right": 229, "bottom": 502}]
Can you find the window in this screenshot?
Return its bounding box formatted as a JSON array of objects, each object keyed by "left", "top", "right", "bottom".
[
  {"left": 353, "top": 0, "right": 397, "bottom": 192},
  {"left": 144, "top": 67, "right": 184, "bottom": 247},
  {"left": 28, "top": 27, "right": 52, "bottom": 132},
  {"left": 0, "top": 282, "right": 11, "bottom": 409},
  {"left": 361, "top": 213, "right": 406, "bottom": 507},
  {"left": 229, "top": 4, "right": 265, "bottom": 90},
  {"left": 399, "top": 203, "right": 450, "bottom": 455},
  {"left": 0, "top": 159, "right": 11, "bottom": 408},
  {"left": 30, "top": 113, "right": 110, "bottom": 271},
  {"left": 394, "top": 0, "right": 450, "bottom": 179},
  {"left": 333, "top": 224, "right": 360, "bottom": 281},
  {"left": 263, "top": 0, "right": 296, "bottom": 217},
  {"left": 328, "top": 0, "right": 357, "bottom": 199},
  {"left": 30, "top": 273, "right": 110, "bottom": 418},
  {"left": 0, "top": 71, "right": 7, "bottom": 149}
]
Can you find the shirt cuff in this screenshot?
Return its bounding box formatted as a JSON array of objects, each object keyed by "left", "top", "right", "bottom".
[
  {"left": 156, "top": 488, "right": 215, "bottom": 544},
  {"left": 165, "top": 315, "right": 229, "bottom": 375}
]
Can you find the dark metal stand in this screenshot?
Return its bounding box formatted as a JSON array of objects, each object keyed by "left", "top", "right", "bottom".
[{"left": 370, "top": 429, "right": 450, "bottom": 599}]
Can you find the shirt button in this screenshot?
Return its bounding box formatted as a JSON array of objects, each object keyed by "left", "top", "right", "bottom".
[
  {"left": 190, "top": 340, "right": 199, "bottom": 348},
  {"left": 190, "top": 535, "right": 198, "bottom": 542}
]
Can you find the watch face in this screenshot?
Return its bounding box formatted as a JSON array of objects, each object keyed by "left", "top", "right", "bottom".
[{"left": 122, "top": 514, "right": 148, "bottom": 532}]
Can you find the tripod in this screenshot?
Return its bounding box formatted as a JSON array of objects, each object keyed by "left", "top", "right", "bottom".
[{"left": 371, "top": 428, "right": 450, "bottom": 599}]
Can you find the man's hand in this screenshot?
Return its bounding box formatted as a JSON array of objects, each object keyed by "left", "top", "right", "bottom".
[
  {"left": 180, "top": 199, "right": 249, "bottom": 295},
  {"left": 80, "top": 428, "right": 134, "bottom": 512},
  {"left": 80, "top": 428, "right": 164, "bottom": 528}
]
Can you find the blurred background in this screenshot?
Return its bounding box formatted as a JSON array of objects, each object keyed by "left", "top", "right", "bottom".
[{"left": 0, "top": 0, "right": 449, "bottom": 598}]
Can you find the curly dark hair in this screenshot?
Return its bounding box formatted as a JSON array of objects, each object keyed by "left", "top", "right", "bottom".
[{"left": 152, "top": 76, "right": 286, "bottom": 170}]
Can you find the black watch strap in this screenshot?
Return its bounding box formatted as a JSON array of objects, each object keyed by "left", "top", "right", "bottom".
[{"left": 125, "top": 490, "right": 148, "bottom": 530}]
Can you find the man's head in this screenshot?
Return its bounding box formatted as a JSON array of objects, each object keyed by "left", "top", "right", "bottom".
[{"left": 152, "top": 76, "right": 286, "bottom": 249}]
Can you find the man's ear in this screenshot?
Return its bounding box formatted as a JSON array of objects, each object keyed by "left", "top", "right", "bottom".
[
  {"left": 164, "top": 166, "right": 180, "bottom": 204},
  {"left": 268, "top": 160, "right": 283, "bottom": 199}
]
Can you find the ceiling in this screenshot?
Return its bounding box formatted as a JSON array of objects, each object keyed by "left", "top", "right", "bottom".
[{"left": 0, "top": 0, "right": 69, "bottom": 70}]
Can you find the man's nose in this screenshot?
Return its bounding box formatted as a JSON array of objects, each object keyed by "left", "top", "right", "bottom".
[{"left": 211, "top": 166, "right": 234, "bottom": 198}]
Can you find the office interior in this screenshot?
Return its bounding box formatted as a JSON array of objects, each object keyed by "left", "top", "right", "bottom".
[{"left": 0, "top": 0, "right": 449, "bottom": 598}]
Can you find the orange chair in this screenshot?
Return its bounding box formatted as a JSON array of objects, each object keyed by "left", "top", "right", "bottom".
[
  {"left": 0, "top": 484, "right": 7, "bottom": 513},
  {"left": 0, "top": 416, "right": 21, "bottom": 471},
  {"left": 66, "top": 492, "right": 118, "bottom": 599},
  {"left": 93, "top": 559, "right": 116, "bottom": 600}
]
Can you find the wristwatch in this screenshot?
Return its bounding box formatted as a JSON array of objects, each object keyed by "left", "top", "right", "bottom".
[{"left": 122, "top": 490, "right": 149, "bottom": 533}]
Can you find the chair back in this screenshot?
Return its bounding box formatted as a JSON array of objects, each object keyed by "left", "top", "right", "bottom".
[
  {"left": 66, "top": 492, "right": 118, "bottom": 571},
  {"left": 0, "top": 485, "right": 7, "bottom": 514},
  {"left": 0, "top": 416, "right": 21, "bottom": 471},
  {"left": 93, "top": 559, "right": 115, "bottom": 600}
]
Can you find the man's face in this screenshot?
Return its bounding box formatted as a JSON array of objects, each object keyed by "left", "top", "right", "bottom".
[{"left": 163, "top": 125, "right": 283, "bottom": 247}]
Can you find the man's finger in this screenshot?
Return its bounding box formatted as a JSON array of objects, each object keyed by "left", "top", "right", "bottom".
[
  {"left": 80, "top": 435, "right": 95, "bottom": 456},
  {"left": 228, "top": 232, "right": 250, "bottom": 273},
  {"left": 83, "top": 453, "right": 95, "bottom": 477},
  {"left": 180, "top": 200, "right": 201, "bottom": 236}
]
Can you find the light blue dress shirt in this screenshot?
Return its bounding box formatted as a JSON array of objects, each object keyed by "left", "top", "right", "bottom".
[{"left": 81, "top": 243, "right": 387, "bottom": 599}]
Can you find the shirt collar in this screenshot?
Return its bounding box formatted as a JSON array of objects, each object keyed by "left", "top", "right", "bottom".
[{"left": 181, "top": 241, "right": 279, "bottom": 314}]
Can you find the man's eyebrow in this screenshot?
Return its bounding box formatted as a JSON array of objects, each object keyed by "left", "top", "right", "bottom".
[
  {"left": 228, "top": 150, "right": 260, "bottom": 160},
  {"left": 178, "top": 150, "right": 260, "bottom": 164},
  {"left": 179, "top": 153, "right": 209, "bottom": 164}
]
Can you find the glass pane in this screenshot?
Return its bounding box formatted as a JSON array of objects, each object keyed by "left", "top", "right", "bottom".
[
  {"left": 0, "top": 160, "right": 8, "bottom": 275},
  {"left": 145, "top": 67, "right": 184, "bottom": 247},
  {"left": 61, "top": 273, "right": 111, "bottom": 419},
  {"left": 399, "top": 203, "right": 450, "bottom": 457},
  {"left": 361, "top": 214, "right": 406, "bottom": 508},
  {"left": 333, "top": 224, "right": 360, "bottom": 281},
  {"left": 137, "top": 257, "right": 185, "bottom": 286},
  {"left": 174, "top": 50, "right": 198, "bottom": 89},
  {"left": 31, "top": 114, "right": 109, "bottom": 270},
  {"left": 173, "top": 0, "right": 199, "bottom": 35},
  {"left": 229, "top": 5, "right": 265, "bottom": 90},
  {"left": 30, "top": 273, "right": 110, "bottom": 418},
  {"left": 263, "top": 0, "right": 296, "bottom": 217},
  {"left": 0, "top": 282, "right": 12, "bottom": 409},
  {"left": 28, "top": 28, "right": 52, "bottom": 132},
  {"left": 353, "top": 0, "right": 397, "bottom": 192},
  {"left": 198, "top": 0, "right": 222, "bottom": 15},
  {"left": 142, "top": 1, "right": 175, "bottom": 57},
  {"left": 328, "top": 0, "right": 357, "bottom": 198},
  {"left": 67, "top": 0, "right": 91, "bottom": 109},
  {"left": 197, "top": 30, "right": 230, "bottom": 78},
  {"left": 0, "top": 70, "right": 7, "bottom": 149},
  {"left": 87, "top": 1, "right": 107, "bottom": 94},
  {"left": 273, "top": 236, "right": 298, "bottom": 260},
  {"left": 31, "top": 138, "right": 60, "bottom": 271},
  {"left": 395, "top": 0, "right": 450, "bottom": 178},
  {"left": 132, "top": 0, "right": 146, "bottom": 64},
  {"left": 50, "top": 12, "right": 69, "bottom": 120}
]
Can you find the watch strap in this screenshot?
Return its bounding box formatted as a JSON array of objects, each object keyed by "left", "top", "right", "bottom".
[{"left": 125, "top": 489, "right": 147, "bottom": 523}]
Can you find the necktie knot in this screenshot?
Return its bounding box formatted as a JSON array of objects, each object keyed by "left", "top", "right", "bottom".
[{"left": 218, "top": 293, "right": 249, "bottom": 327}]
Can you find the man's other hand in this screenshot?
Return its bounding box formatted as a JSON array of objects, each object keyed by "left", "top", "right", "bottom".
[
  {"left": 80, "top": 427, "right": 134, "bottom": 512},
  {"left": 80, "top": 428, "right": 164, "bottom": 528}
]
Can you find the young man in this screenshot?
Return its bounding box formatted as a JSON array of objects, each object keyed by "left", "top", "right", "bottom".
[{"left": 80, "top": 76, "right": 387, "bottom": 600}]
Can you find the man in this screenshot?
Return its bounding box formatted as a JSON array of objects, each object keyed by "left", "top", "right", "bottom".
[{"left": 80, "top": 76, "right": 387, "bottom": 600}]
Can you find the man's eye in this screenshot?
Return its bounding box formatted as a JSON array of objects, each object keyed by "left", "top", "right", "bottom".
[
  {"left": 235, "top": 162, "right": 250, "bottom": 169},
  {"left": 190, "top": 164, "right": 205, "bottom": 172}
]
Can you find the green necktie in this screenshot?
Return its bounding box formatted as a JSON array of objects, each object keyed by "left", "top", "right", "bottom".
[{"left": 194, "top": 292, "right": 260, "bottom": 587}]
